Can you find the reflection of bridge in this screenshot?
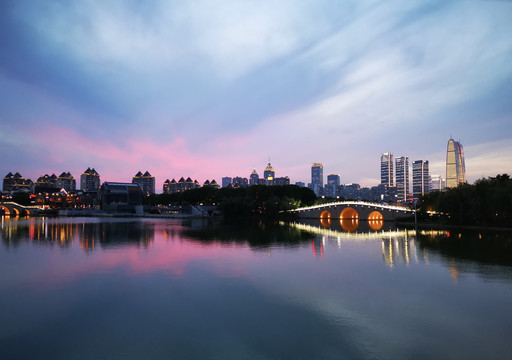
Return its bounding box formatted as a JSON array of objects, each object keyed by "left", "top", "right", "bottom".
[
  {"left": 0, "top": 202, "right": 41, "bottom": 217},
  {"left": 288, "top": 201, "right": 414, "bottom": 232}
]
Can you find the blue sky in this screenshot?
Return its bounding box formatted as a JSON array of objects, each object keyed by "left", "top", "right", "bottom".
[{"left": 1, "top": 0, "right": 511, "bottom": 189}]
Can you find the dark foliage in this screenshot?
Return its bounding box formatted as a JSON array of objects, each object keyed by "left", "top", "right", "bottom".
[
  {"left": 143, "top": 185, "right": 316, "bottom": 218},
  {"left": 419, "top": 174, "right": 512, "bottom": 226}
]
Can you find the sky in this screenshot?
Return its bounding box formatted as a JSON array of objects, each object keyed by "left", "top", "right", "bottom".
[{"left": 1, "top": 0, "right": 511, "bottom": 191}]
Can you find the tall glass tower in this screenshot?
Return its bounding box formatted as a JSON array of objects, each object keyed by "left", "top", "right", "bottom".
[
  {"left": 380, "top": 153, "right": 394, "bottom": 188},
  {"left": 311, "top": 163, "right": 323, "bottom": 196},
  {"left": 395, "top": 156, "right": 409, "bottom": 202},
  {"left": 446, "top": 139, "right": 466, "bottom": 188},
  {"left": 412, "top": 160, "right": 429, "bottom": 201}
]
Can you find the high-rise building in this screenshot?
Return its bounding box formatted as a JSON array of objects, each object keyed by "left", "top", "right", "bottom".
[
  {"left": 249, "top": 169, "right": 259, "bottom": 186},
  {"left": 311, "top": 163, "right": 323, "bottom": 196},
  {"left": 395, "top": 156, "right": 409, "bottom": 202},
  {"left": 132, "top": 171, "right": 155, "bottom": 196},
  {"left": 446, "top": 138, "right": 466, "bottom": 188},
  {"left": 326, "top": 174, "right": 340, "bottom": 198},
  {"left": 222, "top": 177, "right": 232, "bottom": 188},
  {"left": 80, "top": 168, "right": 100, "bottom": 192},
  {"left": 395, "top": 156, "right": 410, "bottom": 202},
  {"left": 430, "top": 175, "right": 445, "bottom": 191},
  {"left": 412, "top": 160, "right": 429, "bottom": 201},
  {"left": 381, "top": 153, "right": 394, "bottom": 188},
  {"left": 263, "top": 163, "right": 275, "bottom": 185}
]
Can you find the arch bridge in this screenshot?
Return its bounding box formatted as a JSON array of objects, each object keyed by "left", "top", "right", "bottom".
[
  {"left": 0, "top": 202, "right": 41, "bottom": 217},
  {"left": 289, "top": 201, "right": 414, "bottom": 224}
]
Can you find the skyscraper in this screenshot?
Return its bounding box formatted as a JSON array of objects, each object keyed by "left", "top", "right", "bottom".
[
  {"left": 326, "top": 174, "right": 340, "bottom": 198},
  {"left": 263, "top": 163, "right": 275, "bottom": 185},
  {"left": 446, "top": 138, "right": 466, "bottom": 188},
  {"left": 80, "top": 168, "right": 100, "bottom": 192},
  {"left": 249, "top": 169, "right": 259, "bottom": 186},
  {"left": 311, "top": 163, "right": 323, "bottom": 196},
  {"left": 412, "top": 160, "right": 429, "bottom": 201},
  {"left": 395, "top": 156, "right": 409, "bottom": 202},
  {"left": 380, "top": 153, "right": 394, "bottom": 188}
]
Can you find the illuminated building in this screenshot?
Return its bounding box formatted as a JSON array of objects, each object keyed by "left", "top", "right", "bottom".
[
  {"left": 132, "top": 171, "right": 155, "bottom": 196},
  {"left": 56, "top": 172, "right": 76, "bottom": 192},
  {"left": 263, "top": 163, "right": 275, "bottom": 185},
  {"left": 36, "top": 174, "right": 58, "bottom": 189},
  {"left": 380, "top": 153, "right": 393, "bottom": 188},
  {"left": 203, "top": 179, "right": 220, "bottom": 189},
  {"left": 326, "top": 174, "right": 340, "bottom": 197},
  {"left": 274, "top": 177, "right": 290, "bottom": 186},
  {"left": 249, "top": 169, "right": 259, "bottom": 186},
  {"left": 446, "top": 138, "right": 466, "bottom": 188},
  {"left": 163, "top": 179, "right": 171, "bottom": 194},
  {"left": 80, "top": 168, "right": 100, "bottom": 192},
  {"left": 395, "top": 156, "right": 409, "bottom": 202},
  {"left": 311, "top": 163, "right": 323, "bottom": 196},
  {"left": 3, "top": 172, "right": 34, "bottom": 193},
  {"left": 412, "top": 160, "right": 429, "bottom": 201}
]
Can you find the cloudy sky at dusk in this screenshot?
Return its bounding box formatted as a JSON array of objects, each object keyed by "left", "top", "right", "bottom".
[{"left": 1, "top": 0, "right": 511, "bottom": 190}]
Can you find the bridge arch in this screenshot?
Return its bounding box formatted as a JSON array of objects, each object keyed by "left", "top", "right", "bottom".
[
  {"left": 0, "top": 205, "right": 19, "bottom": 217},
  {"left": 319, "top": 210, "right": 332, "bottom": 229},
  {"left": 340, "top": 207, "right": 359, "bottom": 220}
]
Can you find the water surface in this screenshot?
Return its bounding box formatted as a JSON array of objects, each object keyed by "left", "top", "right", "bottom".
[{"left": 1, "top": 217, "right": 511, "bottom": 359}]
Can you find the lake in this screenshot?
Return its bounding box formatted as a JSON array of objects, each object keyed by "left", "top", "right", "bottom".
[{"left": 1, "top": 216, "right": 511, "bottom": 360}]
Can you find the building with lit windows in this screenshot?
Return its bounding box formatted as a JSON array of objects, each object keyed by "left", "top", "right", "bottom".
[
  {"left": 249, "top": 169, "right": 259, "bottom": 186},
  {"left": 56, "top": 172, "right": 76, "bottom": 192},
  {"left": 80, "top": 168, "right": 100, "bottom": 192},
  {"left": 380, "top": 153, "right": 394, "bottom": 188},
  {"left": 132, "top": 171, "right": 155, "bottom": 196},
  {"left": 311, "top": 163, "right": 323, "bottom": 196},
  {"left": 2, "top": 172, "right": 33, "bottom": 193},
  {"left": 326, "top": 174, "right": 340, "bottom": 198},
  {"left": 446, "top": 138, "right": 466, "bottom": 188},
  {"left": 263, "top": 163, "right": 275, "bottom": 185},
  {"left": 395, "top": 156, "right": 409, "bottom": 202},
  {"left": 412, "top": 160, "right": 430, "bottom": 201}
]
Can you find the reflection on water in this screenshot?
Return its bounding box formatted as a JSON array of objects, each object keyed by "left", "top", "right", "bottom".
[
  {"left": 1, "top": 216, "right": 512, "bottom": 360},
  {"left": 1, "top": 216, "right": 154, "bottom": 249},
  {"left": 286, "top": 219, "right": 512, "bottom": 278}
]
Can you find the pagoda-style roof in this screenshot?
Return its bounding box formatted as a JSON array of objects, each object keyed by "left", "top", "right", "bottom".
[
  {"left": 185, "top": 177, "right": 193, "bottom": 183},
  {"left": 143, "top": 171, "right": 151, "bottom": 177},
  {"left": 134, "top": 171, "right": 143, "bottom": 177},
  {"left": 178, "top": 177, "right": 185, "bottom": 183},
  {"left": 203, "top": 180, "right": 210, "bottom": 186}
]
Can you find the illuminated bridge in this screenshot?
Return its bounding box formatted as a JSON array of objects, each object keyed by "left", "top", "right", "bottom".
[
  {"left": 288, "top": 201, "right": 414, "bottom": 232},
  {"left": 0, "top": 202, "right": 41, "bottom": 217}
]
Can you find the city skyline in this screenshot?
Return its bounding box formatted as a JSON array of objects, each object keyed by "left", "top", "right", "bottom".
[{"left": 1, "top": 1, "right": 511, "bottom": 185}]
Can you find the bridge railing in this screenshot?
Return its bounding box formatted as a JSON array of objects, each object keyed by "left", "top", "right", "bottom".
[{"left": 288, "top": 201, "right": 414, "bottom": 213}]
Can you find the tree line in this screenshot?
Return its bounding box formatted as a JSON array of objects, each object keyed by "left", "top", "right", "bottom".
[
  {"left": 144, "top": 185, "right": 317, "bottom": 218},
  {"left": 419, "top": 174, "right": 512, "bottom": 227}
]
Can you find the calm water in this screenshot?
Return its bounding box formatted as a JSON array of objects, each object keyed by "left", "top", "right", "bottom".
[{"left": 1, "top": 217, "right": 511, "bottom": 360}]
